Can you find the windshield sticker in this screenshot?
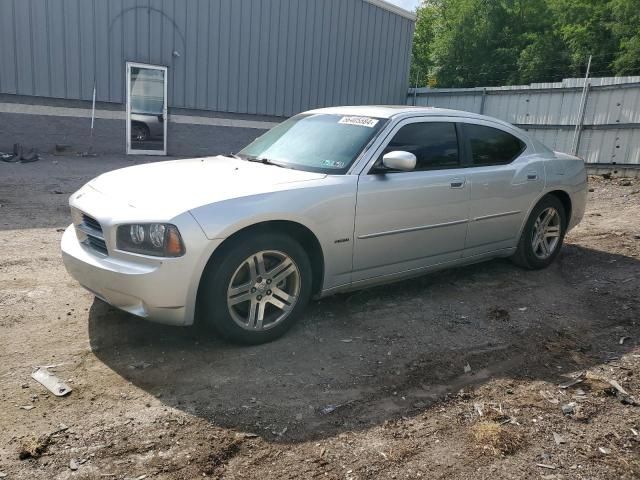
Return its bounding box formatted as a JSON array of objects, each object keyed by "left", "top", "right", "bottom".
[
  {"left": 338, "top": 116, "right": 379, "bottom": 128},
  {"left": 322, "top": 159, "right": 346, "bottom": 168}
]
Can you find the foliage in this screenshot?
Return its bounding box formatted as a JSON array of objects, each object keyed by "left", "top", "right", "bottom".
[{"left": 410, "top": 0, "right": 640, "bottom": 87}]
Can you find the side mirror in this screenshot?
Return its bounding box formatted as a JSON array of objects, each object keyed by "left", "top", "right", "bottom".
[{"left": 382, "top": 151, "right": 416, "bottom": 171}]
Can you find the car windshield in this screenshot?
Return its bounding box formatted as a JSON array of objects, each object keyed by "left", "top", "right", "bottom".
[{"left": 237, "top": 113, "right": 386, "bottom": 173}]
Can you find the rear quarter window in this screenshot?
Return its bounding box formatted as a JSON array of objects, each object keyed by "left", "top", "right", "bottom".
[{"left": 463, "top": 124, "right": 526, "bottom": 166}]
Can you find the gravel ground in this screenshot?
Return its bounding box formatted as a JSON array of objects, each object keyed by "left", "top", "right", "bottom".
[{"left": 0, "top": 155, "right": 639, "bottom": 479}]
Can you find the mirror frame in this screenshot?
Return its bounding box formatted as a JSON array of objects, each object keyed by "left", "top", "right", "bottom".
[{"left": 381, "top": 150, "right": 417, "bottom": 171}]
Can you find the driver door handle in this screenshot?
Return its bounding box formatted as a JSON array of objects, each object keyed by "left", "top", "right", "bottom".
[{"left": 450, "top": 177, "right": 466, "bottom": 189}]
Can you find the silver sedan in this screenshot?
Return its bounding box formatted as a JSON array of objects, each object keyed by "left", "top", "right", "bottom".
[{"left": 61, "top": 106, "right": 587, "bottom": 344}]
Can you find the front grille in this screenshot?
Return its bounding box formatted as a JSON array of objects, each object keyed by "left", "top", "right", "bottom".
[
  {"left": 82, "top": 214, "right": 102, "bottom": 232},
  {"left": 77, "top": 213, "right": 108, "bottom": 256}
]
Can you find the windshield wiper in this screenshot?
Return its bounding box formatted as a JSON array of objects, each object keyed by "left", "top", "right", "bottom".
[{"left": 247, "top": 157, "right": 289, "bottom": 169}]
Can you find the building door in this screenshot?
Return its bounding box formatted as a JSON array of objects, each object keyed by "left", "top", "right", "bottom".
[{"left": 126, "top": 62, "right": 167, "bottom": 155}]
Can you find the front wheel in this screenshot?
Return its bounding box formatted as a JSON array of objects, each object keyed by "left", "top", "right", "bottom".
[
  {"left": 511, "top": 195, "right": 566, "bottom": 269},
  {"left": 199, "top": 233, "right": 312, "bottom": 344}
]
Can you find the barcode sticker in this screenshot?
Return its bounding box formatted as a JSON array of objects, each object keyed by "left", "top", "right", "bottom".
[{"left": 338, "top": 116, "right": 379, "bottom": 128}]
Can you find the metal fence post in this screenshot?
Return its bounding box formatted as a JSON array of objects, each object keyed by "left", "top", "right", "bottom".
[
  {"left": 572, "top": 55, "right": 592, "bottom": 156},
  {"left": 479, "top": 87, "right": 487, "bottom": 114}
]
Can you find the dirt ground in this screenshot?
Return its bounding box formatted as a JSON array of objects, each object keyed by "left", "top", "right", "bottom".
[{"left": 1, "top": 155, "right": 639, "bottom": 479}]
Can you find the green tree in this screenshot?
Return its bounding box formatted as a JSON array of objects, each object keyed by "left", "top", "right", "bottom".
[
  {"left": 610, "top": 0, "right": 640, "bottom": 75},
  {"left": 410, "top": 0, "right": 640, "bottom": 88}
]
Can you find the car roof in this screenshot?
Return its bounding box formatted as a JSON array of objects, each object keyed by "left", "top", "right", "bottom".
[{"left": 304, "top": 105, "right": 518, "bottom": 131}]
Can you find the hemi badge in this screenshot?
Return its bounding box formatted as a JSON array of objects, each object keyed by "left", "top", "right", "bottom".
[{"left": 334, "top": 238, "right": 350, "bottom": 244}]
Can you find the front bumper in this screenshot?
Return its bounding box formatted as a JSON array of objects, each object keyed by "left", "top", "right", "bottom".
[
  {"left": 61, "top": 213, "right": 221, "bottom": 325},
  {"left": 62, "top": 224, "right": 197, "bottom": 326}
]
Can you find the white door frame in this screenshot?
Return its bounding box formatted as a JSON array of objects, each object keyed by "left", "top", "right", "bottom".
[{"left": 126, "top": 62, "right": 168, "bottom": 155}]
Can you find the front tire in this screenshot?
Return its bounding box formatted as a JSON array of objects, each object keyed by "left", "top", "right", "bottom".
[
  {"left": 512, "top": 195, "right": 567, "bottom": 269},
  {"left": 199, "top": 232, "right": 312, "bottom": 344}
]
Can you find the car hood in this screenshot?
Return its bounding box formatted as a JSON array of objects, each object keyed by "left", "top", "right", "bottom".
[{"left": 88, "top": 156, "right": 327, "bottom": 217}]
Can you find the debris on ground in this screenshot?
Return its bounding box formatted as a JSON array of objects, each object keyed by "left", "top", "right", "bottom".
[
  {"left": 31, "top": 367, "right": 72, "bottom": 396},
  {"left": 553, "top": 432, "right": 566, "bottom": 445},
  {"left": 487, "top": 307, "right": 510, "bottom": 322},
  {"left": 559, "top": 371, "right": 586, "bottom": 389},
  {"left": 561, "top": 402, "right": 576, "bottom": 415},
  {"left": 0, "top": 143, "right": 41, "bottom": 163},
  {"left": 464, "top": 362, "right": 472, "bottom": 374},
  {"left": 320, "top": 404, "right": 339, "bottom": 415},
  {"left": 470, "top": 421, "right": 524, "bottom": 456},
  {"left": 128, "top": 361, "right": 152, "bottom": 370},
  {"left": 18, "top": 435, "right": 51, "bottom": 460}
]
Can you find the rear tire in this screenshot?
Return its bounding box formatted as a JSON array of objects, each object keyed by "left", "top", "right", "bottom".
[
  {"left": 199, "top": 232, "right": 312, "bottom": 344},
  {"left": 511, "top": 195, "right": 567, "bottom": 269}
]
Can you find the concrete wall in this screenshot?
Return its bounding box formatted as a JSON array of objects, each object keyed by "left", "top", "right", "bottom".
[
  {"left": 0, "top": 0, "right": 415, "bottom": 117},
  {"left": 0, "top": 95, "right": 271, "bottom": 157}
]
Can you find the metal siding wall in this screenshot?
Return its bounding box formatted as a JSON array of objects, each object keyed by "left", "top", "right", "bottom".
[
  {"left": 0, "top": 0, "right": 414, "bottom": 115},
  {"left": 409, "top": 79, "right": 640, "bottom": 165}
]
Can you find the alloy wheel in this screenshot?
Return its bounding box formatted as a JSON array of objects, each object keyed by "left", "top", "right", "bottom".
[
  {"left": 531, "top": 207, "right": 561, "bottom": 259},
  {"left": 226, "top": 250, "right": 301, "bottom": 331}
]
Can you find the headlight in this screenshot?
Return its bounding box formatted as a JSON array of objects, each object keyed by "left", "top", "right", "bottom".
[{"left": 116, "top": 223, "right": 185, "bottom": 257}]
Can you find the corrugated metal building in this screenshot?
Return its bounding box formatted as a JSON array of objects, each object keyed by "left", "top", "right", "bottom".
[{"left": 0, "top": 0, "right": 415, "bottom": 155}]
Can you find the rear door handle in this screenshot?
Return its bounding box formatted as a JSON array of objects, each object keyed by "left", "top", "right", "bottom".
[
  {"left": 527, "top": 171, "right": 538, "bottom": 181},
  {"left": 450, "top": 177, "right": 466, "bottom": 189}
]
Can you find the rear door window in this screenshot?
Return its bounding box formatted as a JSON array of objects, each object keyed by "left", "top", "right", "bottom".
[{"left": 463, "top": 124, "right": 525, "bottom": 166}]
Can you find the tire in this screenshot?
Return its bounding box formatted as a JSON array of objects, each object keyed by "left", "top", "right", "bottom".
[
  {"left": 511, "top": 194, "right": 567, "bottom": 269},
  {"left": 199, "top": 232, "right": 312, "bottom": 344},
  {"left": 131, "top": 123, "right": 150, "bottom": 142}
]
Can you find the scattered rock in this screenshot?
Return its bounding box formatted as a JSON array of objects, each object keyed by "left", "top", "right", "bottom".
[
  {"left": 320, "top": 404, "right": 338, "bottom": 415},
  {"left": 69, "top": 459, "right": 79, "bottom": 470},
  {"left": 553, "top": 432, "right": 566, "bottom": 445},
  {"left": 561, "top": 402, "right": 576, "bottom": 415},
  {"left": 464, "top": 363, "right": 472, "bottom": 374},
  {"left": 598, "top": 446, "right": 611, "bottom": 455},
  {"left": 487, "top": 307, "right": 510, "bottom": 322},
  {"left": 128, "top": 362, "right": 152, "bottom": 370},
  {"left": 559, "top": 372, "right": 585, "bottom": 389}
]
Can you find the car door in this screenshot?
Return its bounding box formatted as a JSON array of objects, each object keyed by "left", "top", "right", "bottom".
[
  {"left": 459, "top": 121, "right": 545, "bottom": 257},
  {"left": 352, "top": 119, "right": 471, "bottom": 283}
]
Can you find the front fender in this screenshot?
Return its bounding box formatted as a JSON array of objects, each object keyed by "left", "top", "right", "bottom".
[{"left": 189, "top": 177, "right": 359, "bottom": 291}]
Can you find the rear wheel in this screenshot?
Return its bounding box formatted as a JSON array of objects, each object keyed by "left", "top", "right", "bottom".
[
  {"left": 199, "top": 233, "right": 312, "bottom": 344},
  {"left": 512, "top": 195, "right": 567, "bottom": 269}
]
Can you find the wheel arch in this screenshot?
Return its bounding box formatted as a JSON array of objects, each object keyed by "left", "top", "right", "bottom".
[
  {"left": 195, "top": 220, "right": 325, "bottom": 316},
  {"left": 516, "top": 189, "right": 573, "bottom": 243},
  {"left": 546, "top": 190, "right": 572, "bottom": 227}
]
